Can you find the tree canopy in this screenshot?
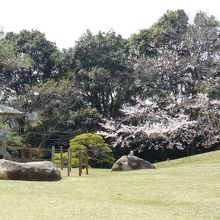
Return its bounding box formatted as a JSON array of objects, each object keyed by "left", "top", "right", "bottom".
[{"left": 1, "top": 10, "right": 219, "bottom": 164}]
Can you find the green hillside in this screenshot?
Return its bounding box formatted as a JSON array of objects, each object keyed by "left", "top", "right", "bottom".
[
  {"left": 156, "top": 150, "right": 220, "bottom": 168},
  {"left": 0, "top": 151, "right": 220, "bottom": 220}
]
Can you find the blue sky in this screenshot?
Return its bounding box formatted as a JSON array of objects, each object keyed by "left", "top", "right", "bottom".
[{"left": 1, "top": 0, "right": 220, "bottom": 49}]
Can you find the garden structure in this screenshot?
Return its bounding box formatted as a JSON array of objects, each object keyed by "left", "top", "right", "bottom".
[{"left": 0, "top": 105, "right": 22, "bottom": 159}]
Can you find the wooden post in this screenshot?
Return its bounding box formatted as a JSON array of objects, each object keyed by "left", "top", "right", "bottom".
[
  {"left": 51, "top": 145, "right": 55, "bottom": 163},
  {"left": 60, "top": 146, "right": 63, "bottom": 170},
  {"left": 21, "top": 145, "right": 25, "bottom": 162},
  {"left": 2, "top": 141, "right": 6, "bottom": 159},
  {"left": 70, "top": 148, "right": 72, "bottom": 172},
  {"left": 28, "top": 144, "right": 32, "bottom": 161},
  {"left": 37, "top": 147, "right": 42, "bottom": 159},
  {"left": 86, "top": 153, "right": 89, "bottom": 175},
  {"left": 67, "top": 148, "right": 71, "bottom": 176},
  {"left": 79, "top": 149, "right": 82, "bottom": 176}
]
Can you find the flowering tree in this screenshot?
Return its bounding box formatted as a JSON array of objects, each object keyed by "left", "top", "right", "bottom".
[
  {"left": 101, "top": 12, "right": 220, "bottom": 161},
  {"left": 99, "top": 94, "right": 220, "bottom": 161}
]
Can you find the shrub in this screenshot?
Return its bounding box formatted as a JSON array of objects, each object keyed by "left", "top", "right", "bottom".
[
  {"left": 54, "top": 152, "right": 81, "bottom": 168},
  {"left": 69, "top": 133, "right": 115, "bottom": 168}
]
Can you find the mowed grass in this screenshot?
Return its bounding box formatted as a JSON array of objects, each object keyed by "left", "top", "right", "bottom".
[{"left": 1, "top": 151, "right": 220, "bottom": 220}]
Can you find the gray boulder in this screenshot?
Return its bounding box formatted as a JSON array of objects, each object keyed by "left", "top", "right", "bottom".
[
  {"left": 0, "top": 159, "right": 62, "bottom": 181},
  {"left": 111, "top": 155, "right": 155, "bottom": 171}
]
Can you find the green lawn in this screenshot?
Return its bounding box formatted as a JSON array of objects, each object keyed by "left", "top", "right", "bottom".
[{"left": 1, "top": 151, "right": 220, "bottom": 220}]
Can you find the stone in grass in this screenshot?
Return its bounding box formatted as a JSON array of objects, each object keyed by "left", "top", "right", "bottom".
[
  {"left": 0, "top": 159, "right": 62, "bottom": 181},
  {"left": 111, "top": 155, "right": 155, "bottom": 171}
]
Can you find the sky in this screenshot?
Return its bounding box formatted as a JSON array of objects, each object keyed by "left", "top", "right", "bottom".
[{"left": 1, "top": 0, "right": 220, "bottom": 49}]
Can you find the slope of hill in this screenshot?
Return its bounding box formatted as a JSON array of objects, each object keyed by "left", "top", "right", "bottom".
[
  {"left": 0, "top": 151, "right": 220, "bottom": 220},
  {"left": 156, "top": 150, "right": 220, "bottom": 168}
]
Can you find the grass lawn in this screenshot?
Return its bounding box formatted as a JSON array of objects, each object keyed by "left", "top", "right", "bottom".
[{"left": 1, "top": 151, "right": 220, "bottom": 220}]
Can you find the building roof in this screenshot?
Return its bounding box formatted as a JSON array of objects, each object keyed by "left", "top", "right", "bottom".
[{"left": 0, "top": 104, "right": 22, "bottom": 115}]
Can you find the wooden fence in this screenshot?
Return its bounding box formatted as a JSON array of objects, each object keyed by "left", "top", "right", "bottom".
[{"left": 0, "top": 143, "right": 89, "bottom": 176}]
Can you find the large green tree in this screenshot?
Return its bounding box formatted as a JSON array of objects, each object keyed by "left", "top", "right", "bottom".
[
  {"left": 128, "top": 9, "right": 189, "bottom": 57},
  {"left": 0, "top": 37, "right": 32, "bottom": 97},
  {"left": 5, "top": 30, "right": 61, "bottom": 87},
  {"left": 74, "top": 30, "right": 128, "bottom": 72},
  {"left": 134, "top": 12, "right": 220, "bottom": 100},
  {"left": 17, "top": 80, "right": 101, "bottom": 147},
  {"left": 73, "top": 30, "right": 138, "bottom": 117}
]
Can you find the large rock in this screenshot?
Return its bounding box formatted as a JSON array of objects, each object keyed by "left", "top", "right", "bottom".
[
  {"left": 111, "top": 155, "right": 155, "bottom": 171},
  {"left": 0, "top": 159, "right": 62, "bottom": 181}
]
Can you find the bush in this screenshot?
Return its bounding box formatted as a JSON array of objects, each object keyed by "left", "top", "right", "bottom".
[
  {"left": 54, "top": 152, "right": 80, "bottom": 168},
  {"left": 69, "top": 133, "right": 115, "bottom": 168}
]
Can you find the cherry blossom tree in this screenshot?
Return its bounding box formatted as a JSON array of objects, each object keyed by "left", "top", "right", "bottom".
[{"left": 99, "top": 94, "right": 220, "bottom": 161}]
